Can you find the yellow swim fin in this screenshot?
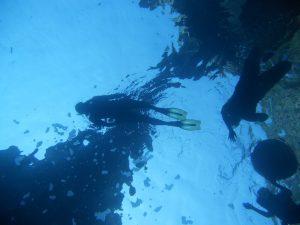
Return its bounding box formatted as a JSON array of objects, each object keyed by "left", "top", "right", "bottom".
[
  {"left": 180, "top": 119, "right": 201, "bottom": 131},
  {"left": 166, "top": 108, "right": 187, "bottom": 121}
]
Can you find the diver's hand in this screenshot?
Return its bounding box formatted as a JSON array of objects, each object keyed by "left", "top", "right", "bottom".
[
  {"left": 228, "top": 130, "right": 237, "bottom": 142},
  {"left": 243, "top": 203, "right": 253, "bottom": 209}
]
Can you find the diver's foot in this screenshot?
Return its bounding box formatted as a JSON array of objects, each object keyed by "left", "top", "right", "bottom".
[
  {"left": 166, "top": 108, "right": 188, "bottom": 121},
  {"left": 256, "top": 113, "right": 269, "bottom": 122},
  {"left": 179, "top": 119, "right": 201, "bottom": 131}
]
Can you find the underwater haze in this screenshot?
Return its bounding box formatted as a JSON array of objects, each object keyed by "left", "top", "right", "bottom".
[{"left": 1, "top": 1, "right": 299, "bottom": 225}]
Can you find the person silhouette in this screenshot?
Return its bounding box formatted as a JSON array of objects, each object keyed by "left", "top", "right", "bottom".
[
  {"left": 244, "top": 185, "right": 300, "bottom": 225},
  {"left": 75, "top": 94, "right": 201, "bottom": 131},
  {"left": 222, "top": 47, "right": 292, "bottom": 141}
]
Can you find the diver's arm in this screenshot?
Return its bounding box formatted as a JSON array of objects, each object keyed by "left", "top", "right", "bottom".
[{"left": 243, "top": 203, "right": 273, "bottom": 218}]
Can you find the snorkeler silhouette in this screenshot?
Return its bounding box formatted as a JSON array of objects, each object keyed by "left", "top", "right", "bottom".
[
  {"left": 243, "top": 186, "right": 300, "bottom": 225},
  {"left": 75, "top": 93, "right": 200, "bottom": 131},
  {"left": 222, "top": 47, "right": 292, "bottom": 141}
]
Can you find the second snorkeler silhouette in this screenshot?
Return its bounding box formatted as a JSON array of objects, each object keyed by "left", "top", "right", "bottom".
[
  {"left": 244, "top": 186, "right": 300, "bottom": 225},
  {"left": 222, "top": 48, "right": 292, "bottom": 141},
  {"left": 75, "top": 94, "right": 200, "bottom": 131}
]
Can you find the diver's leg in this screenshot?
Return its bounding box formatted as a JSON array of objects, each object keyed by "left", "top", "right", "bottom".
[
  {"left": 117, "top": 99, "right": 169, "bottom": 118},
  {"left": 124, "top": 99, "right": 160, "bottom": 111},
  {"left": 127, "top": 100, "right": 181, "bottom": 116},
  {"left": 243, "top": 112, "right": 268, "bottom": 122},
  {"left": 122, "top": 113, "right": 181, "bottom": 127},
  {"left": 131, "top": 114, "right": 181, "bottom": 127},
  {"left": 242, "top": 102, "right": 269, "bottom": 122},
  {"left": 123, "top": 100, "right": 187, "bottom": 121},
  {"left": 123, "top": 99, "right": 177, "bottom": 114},
  {"left": 133, "top": 101, "right": 170, "bottom": 115},
  {"left": 147, "top": 118, "right": 181, "bottom": 127},
  {"left": 116, "top": 111, "right": 176, "bottom": 126},
  {"left": 135, "top": 114, "right": 201, "bottom": 130},
  {"left": 258, "top": 61, "right": 292, "bottom": 95}
]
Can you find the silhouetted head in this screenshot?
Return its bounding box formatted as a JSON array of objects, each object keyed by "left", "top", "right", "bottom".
[
  {"left": 221, "top": 104, "right": 241, "bottom": 127},
  {"left": 75, "top": 102, "right": 88, "bottom": 115},
  {"left": 257, "top": 188, "right": 274, "bottom": 209}
]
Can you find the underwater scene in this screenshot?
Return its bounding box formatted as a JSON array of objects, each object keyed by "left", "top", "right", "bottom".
[{"left": 0, "top": 0, "right": 300, "bottom": 225}]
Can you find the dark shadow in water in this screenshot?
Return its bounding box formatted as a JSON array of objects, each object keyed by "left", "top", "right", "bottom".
[
  {"left": 140, "top": 0, "right": 300, "bottom": 80},
  {"left": 1, "top": 127, "right": 141, "bottom": 225},
  {"left": 243, "top": 139, "right": 300, "bottom": 225},
  {"left": 0, "top": 76, "right": 182, "bottom": 225}
]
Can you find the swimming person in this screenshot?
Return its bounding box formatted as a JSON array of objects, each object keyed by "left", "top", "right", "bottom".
[
  {"left": 243, "top": 186, "right": 300, "bottom": 225},
  {"left": 221, "top": 47, "right": 292, "bottom": 141},
  {"left": 75, "top": 94, "right": 200, "bottom": 131}
]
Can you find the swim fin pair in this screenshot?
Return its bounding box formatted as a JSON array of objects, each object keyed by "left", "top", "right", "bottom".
[{"left": 166, "top": 108, "right": 201, "bottom": 131}]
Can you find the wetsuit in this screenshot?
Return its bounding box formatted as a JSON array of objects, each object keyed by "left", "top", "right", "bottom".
[{"left": 75, "top": 94, "right": 181, "bottom": 128}]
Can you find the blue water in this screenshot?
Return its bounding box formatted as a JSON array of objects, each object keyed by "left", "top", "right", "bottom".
[{"left": 0, "top": 1, "right": 293, "bottom": 225}]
